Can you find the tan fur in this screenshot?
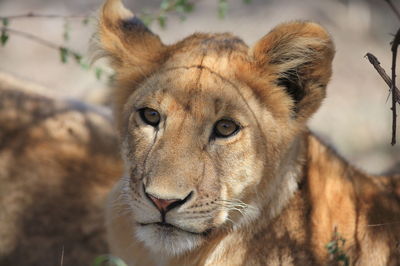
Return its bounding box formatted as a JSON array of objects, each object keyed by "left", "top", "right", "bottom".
[
  {"left": 0, "top": 74, "right": 123, "bottom": 266},
  {"left": 99, "top": 0, "right": 400, "bottom": 265}
]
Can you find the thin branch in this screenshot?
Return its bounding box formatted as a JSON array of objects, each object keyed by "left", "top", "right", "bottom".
[
  {"left": 367, "top": 221, "right": 400, "bottom": 227},
  {"left": 384, "top": 0, "right": 400, "bottom": 21},
  {"left": 1, "top": 26, "right": 62, "bottom": 50},
  {"left": 365, "top": 53, "right": 400, "bottom": 104},
  {"left": 390, "top": 28, "right": 400, "bottom": 145},
  {"left": 0, "top": 27, "right": 114, "bottom": 81},
  {"left": 0, "top": 12, "right": 89, "bottom": 20}
]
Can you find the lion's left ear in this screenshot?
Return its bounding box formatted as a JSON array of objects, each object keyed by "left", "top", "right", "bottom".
[{"left": 251, "top": 21, "right": 335, "bottom": 120}]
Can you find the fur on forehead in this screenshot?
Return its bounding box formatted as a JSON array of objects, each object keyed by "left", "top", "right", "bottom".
[{"left": 124, "top": 65, "right": 255, "bottom": 118}]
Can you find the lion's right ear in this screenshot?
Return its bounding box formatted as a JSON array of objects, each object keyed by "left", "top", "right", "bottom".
[
  {"left": 98, "top": 0, "right": 166, "bottom": 69},
  {"left": 97, "top": 0, "right": 166, "bottom": 128}
]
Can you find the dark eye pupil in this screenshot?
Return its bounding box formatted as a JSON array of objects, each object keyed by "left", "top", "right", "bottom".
[
  {"left": 139, "top": 108, "right": 160, "bottom": 126},
  {"left": 221, "top": 123, "right": 230, "bottom": 129}
]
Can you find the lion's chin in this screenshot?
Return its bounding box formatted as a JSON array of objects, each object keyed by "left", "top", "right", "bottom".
[{"left": 135, "top": 223, "right": 204, "bottom": 256}]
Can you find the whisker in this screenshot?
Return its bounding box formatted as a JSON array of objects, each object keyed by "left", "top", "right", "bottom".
[{"left": 367, "top": 221, "right": 400, "bottom": 227}]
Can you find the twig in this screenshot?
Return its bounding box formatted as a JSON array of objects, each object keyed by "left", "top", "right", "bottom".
[
  {"left": 0, "top": 12, "right": 89, "bottom": 20},
  {"left": 384, "top": 0, "right": 400, "bottom": 21},
  {"left": 365, "top": 53, "right": 400, "bottom": 104},
  {"left": 367, "top": 221, "right": 400, "bottom": 227},
  {"left": 0, "top": 26, "right": 115, "bottom": 81},
  {"left": 390, "top": 28, "right": 400, "bottom": 145},
  {"left": 1, "top": 26, "right": 63, "bottom": 50}
]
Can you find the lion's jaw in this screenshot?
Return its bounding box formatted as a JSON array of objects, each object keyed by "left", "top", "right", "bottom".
[{"left": 134, "top": 215, "right": 204, "bottom": 256}]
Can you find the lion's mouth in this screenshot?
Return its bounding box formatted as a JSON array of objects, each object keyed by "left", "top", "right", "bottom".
[{"left": 138, "top": 222, "right": 212, "bottom": 236}]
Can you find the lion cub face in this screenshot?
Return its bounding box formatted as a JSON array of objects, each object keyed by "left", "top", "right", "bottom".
[
  {"left": 121, "top": 64, "right": 269, "bottom": 254},
  {"left": 99, "top": 0, "right": 334, "bottom": 255}
]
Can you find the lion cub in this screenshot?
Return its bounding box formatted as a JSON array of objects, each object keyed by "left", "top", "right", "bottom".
[{"left": 98, "top": 0, "right": 400, "bottom": 265}]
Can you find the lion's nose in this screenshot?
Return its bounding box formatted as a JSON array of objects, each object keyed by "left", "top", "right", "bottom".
[
  {"left": 147, "top": 195, "right": 178, "bottom": 212},
  {"left": 145, "top": 191, "right": 193, "bottom": 213}
]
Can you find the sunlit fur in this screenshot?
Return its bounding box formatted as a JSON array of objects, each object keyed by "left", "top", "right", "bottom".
[{"left": 99, "top": 0, "right": 400, "bottom": 265}]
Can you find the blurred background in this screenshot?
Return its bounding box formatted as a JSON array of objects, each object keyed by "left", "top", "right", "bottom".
[{"left": 0, "top": 0, "right": 399, "bottom": 174}]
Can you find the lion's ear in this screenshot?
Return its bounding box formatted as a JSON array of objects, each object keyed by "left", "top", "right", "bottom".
[
  {"left": 99, "top": 0, "right": 166, "bottom": 69},
  {"left": 97, "top": 0, "right": 166, "bottom": 129},
  {"left": 251, "top": 21, "right": 335, "bottom": 120}
]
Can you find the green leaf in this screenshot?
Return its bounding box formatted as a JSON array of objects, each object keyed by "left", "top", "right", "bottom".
[
  {"left": 218, "top": 0, "right": 228, "bottom": 19},
  {"left": 80, "top": 62, "right": 90, "bottom": 70},
  {"left": 176, "top": 0, "right": 188, "bottom": 6},
  {"left": 139, "top": 12, "right": 154, "bottom": 27},
  {"left": 63, "top": 21, "right": 70, "bottom": 41},
  {"left": 326, "top": 241, "right": 335, "bottom": 250},
  {"left": 157, "top": 15, "right": 167, "bottom": 29},
  {"left": 95, "top": 67, "right": 103, "bottom": 80},
  {"left": 325, "top": 230, "right": 350, "bottom": 265},
  {"left": 243, "top": 0, "right": 252, "bottom": 4},
  {"left": 160, "top": 0, "right": 171, "bottom": 10},
  {"left": 183, "top": 3, "right": 194, "bottom": 13},
  {"left": 326, "top": 241, "right": 338, "bottom": 255},
  {"left": 1, "top": 29, "right": 9, "bottom": 46},
  {"left": 82, "top": 17, "right": 90, "bottom": 26},
  {"left": 174, "top": 0, "right": 193, "bottom": 13},
  {"left": 175, "top": 4, "right": 185, "bottom": 13},
  {"left": 59, "top": 47, "right": 69, "bottom": 63},
  {"left": 337, "top": 254, "right": 347, "bottom": 261},
  {"left": 93, "top": 255, "right": 127, "bottom": 266},
  {"left": 73, "top": 53, "right": 82, "bottom": 64},
  {"left": 2, "top": 17, "right": 9, "bottom": 27},
  {"left": 108, "top": 73, "right": 116, "bottom": 85}
]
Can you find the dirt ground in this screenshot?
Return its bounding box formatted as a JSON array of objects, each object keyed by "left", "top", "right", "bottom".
[{"left": 0, "top": 0, "right": 399, "bottom": 174}]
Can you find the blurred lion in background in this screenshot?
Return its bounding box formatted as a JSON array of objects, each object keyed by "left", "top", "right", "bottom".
[{"left": 0, "top": 72, "right": 123, "bottom": 266}]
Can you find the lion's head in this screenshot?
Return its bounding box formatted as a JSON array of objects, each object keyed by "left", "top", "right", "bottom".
[{"left": 98, "top": 0, "right": 334, "bottom": 256}]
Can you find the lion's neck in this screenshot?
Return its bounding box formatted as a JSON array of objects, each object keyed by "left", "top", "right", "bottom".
[{"left": 262, "top": 133, "right": 308, "bottom": 220}]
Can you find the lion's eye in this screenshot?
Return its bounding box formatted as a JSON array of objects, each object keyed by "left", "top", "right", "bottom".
[
  {"left": 139, "top": 108, "right": 161, "bottom": 127},
  {"left": 213, "top": 119, "right": 240, "bottom": 138}
]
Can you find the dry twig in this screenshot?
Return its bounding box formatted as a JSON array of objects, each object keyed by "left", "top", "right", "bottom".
[
  {"left": 0, "top": 12, "right": 88, "bottom": 20},
  {"left": 365, "top": 0, "right": 400, "bottom": 145},
  {"left": 365, "top": 53, "right": 400, "bottom": 105},
  {"left": 384, "top": 0, "right": 400, "bottom": 21},
  {"left": 390, "top": 29, "right": 400, "bottom": 145},
  {"left": 1, "top": 26, "right": 67, "bottom": 50}
]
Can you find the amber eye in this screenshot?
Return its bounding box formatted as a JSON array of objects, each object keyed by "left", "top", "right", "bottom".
[
  {"left": 139, "top": 108, "right": 161, "bottom": 127},
  {"left": 213, "top": 119, "right": 240, "bottom": 138}
]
